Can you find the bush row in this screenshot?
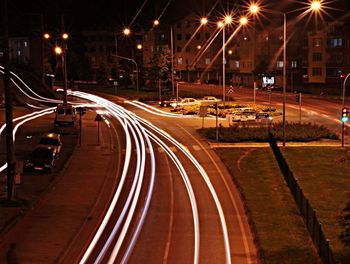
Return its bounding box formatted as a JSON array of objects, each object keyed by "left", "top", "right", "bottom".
[{"left": 198, "top": 122, "right": 338, "bottom": 142}]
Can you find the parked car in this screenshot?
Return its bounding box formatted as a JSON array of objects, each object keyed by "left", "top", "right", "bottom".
[
  {"left": 231, "top": 108, "right": 257, "bottom": 122},
  {"left": 170, "top": 98, "right": 200, "bottom": 108},
  {"left": 159, "top": 98, "right": 179, "bottom": 107},
  {"left": 37, "top": 133, "right": 62, "bottom": 155},
  {"left": 55, "top": 104, "right": 76, "bottom": 126},
  {"left": 256, "top": 112, "right": 270, "bottom": 119},
  {"left": 200, "top": 96, "right": 221, "bottom": 105},
  {"left": 25, "top": 146, "right": 58, "bottom": 173}
]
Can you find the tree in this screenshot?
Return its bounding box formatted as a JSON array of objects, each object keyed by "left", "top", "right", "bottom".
[
  {"left": 147, "top": 47, "right": 172, "bottom": 88},
  {"left": 96, "top": 62, "right": 108, "bottom": 85}
]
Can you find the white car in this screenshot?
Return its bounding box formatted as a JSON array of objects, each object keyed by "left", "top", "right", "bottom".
[
  {"left": 200, "top": 96, "right": 221, "bottom": 105},
  {"left": 170, "top": 98, "right": 200, "bottom": 108}
]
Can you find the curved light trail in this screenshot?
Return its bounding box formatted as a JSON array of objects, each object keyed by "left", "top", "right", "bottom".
[{"left": 2, "top": 70, "right": 230, "bottom": 263}]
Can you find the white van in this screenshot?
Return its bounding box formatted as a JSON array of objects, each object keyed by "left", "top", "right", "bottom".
[{"left": 55, "top": 104, "right": 76, "bottom": 126}]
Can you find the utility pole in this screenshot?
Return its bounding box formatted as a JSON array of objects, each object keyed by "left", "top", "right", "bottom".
[
  {"left": 41, "top": 14, "right": 45, "bottom": 84},
  {"left": 2, "top": 0, "right": 16, "bottom": 201},
  {"left": 61, "top": 15, "right": 68, "bottom": 104}
]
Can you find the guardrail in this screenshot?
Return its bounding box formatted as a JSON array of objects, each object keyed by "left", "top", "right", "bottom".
[{"left": 269, "top": 135, "right": 336, "bottom": 264}]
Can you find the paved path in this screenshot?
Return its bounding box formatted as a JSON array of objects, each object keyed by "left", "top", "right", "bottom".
[{"left": 0, "top": 111, "right": 117, "bottom": 263}]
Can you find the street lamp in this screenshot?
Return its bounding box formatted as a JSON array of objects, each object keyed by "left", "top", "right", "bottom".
[
  {"left": 200, "top": 17, "right": 208, "bottom": 25},
  {"left": 218, "top": 15, "right": 233, "bottom": 105},
  {"left": 248, "top": 3, "right": 260, "bottom": 105},
  {"left": 153, "top": 20, "right": 175, "bottom": 97},
  {"left": 282, "top": 0, "right": 322, "bottom": 146},
  {"left": 113, "top": 54, "right": 139, "bottom": 94},
  {"left": 54, "top": 46, "right": 63, "bottom": 55},
  {"left": 137, "top": 43, "right": 142, "bottom": 50},
  {"left": 123, "top": 28, "right": 131, "bottom": 36},
  {"left": 45, "top": 32, "right": 69, "bottom": 104}
]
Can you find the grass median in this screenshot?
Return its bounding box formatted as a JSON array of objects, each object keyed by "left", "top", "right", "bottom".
[
  {"left": 281, "top": 147, "right": 350, "bottom": 263},
  {"left": 216, "top": 147, "right": 321, "bottom": 264}
]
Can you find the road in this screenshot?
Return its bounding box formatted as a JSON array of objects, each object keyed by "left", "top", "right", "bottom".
[{"left": 4, "top": 68, "right": 349, "bottom": 263}]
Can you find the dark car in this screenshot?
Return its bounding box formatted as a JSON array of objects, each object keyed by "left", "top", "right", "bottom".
[
  {"left": 256, "top": 112, "right": 270, "bottom": 119},
  {"left": 159, "top": 98, "right": 180, "bottom": 107},
  {"left": 25, "top": 146, "right": 57, "bottom": 173},
  {"left": 37, "top": 133, "right": 62, "bottom": 155}
]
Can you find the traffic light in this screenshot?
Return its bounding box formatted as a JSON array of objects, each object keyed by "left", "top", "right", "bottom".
[
  {"left": 295, "top": 94, "right": 300, "bottom": 103},
  {"left": 342, "top": 107, "right": 349, "bottom": 122}
]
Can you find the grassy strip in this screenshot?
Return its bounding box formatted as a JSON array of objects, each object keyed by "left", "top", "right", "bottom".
[
  {"left": 281, "top": 147, "right": 350, "bottom": 263},
  {"left": 216, "top": 147, "right": 321, "bottom": 264},
  {"left": 198, "top": 122, "right": 338, "bottom": 142}
]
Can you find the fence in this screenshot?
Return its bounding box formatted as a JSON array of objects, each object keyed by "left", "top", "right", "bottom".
[{"left": 269, "top": 136, "right": 336, "bottom": 264}]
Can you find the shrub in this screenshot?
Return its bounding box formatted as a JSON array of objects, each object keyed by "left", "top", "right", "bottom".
[{"left": 198, "top": 122, "right": 338, "bottom": 142}]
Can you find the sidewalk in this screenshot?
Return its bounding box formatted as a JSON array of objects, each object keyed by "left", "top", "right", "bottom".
[{"left": 0, "top": 111, "right": 117, "bottom": 263}]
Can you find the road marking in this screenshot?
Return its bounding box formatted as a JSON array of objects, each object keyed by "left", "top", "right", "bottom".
[{"left": 163, "top": 153, "right": 175, "bottom": 264}]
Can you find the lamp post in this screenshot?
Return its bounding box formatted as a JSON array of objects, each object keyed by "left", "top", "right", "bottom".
[
  {"left": 45, "top": 32, "right": 69, "bottom": 105},
  {"left": 218, "top": 16, "right": 232, "bottom": 105},
  {"left": 153, "top": 20, "right": 175, "bottom": 97},
  {"left": 113, "top": 54, "right": 139, "bottom": 94},
  {"left": 282, "top": 0, "right": 322, "bottom": 146},
  {"left": 249, "top": 3, "right": 260, "bottom": 105}
]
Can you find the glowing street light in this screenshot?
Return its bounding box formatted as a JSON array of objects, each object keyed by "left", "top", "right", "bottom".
[
  {"left": 200, "top": 17, "right": 208, "bottom": 25},
  {"left": 224, "top": 15, "right": 232, "bottom": 25},
  {"left": 153, "top": 19, "right": 160, "bottom": 26},
  {"left": 249, "top": 3, "right": 260, "bottom": 14},
  {"left": 123, "top": 28, "right": 131, "bottom": 36},
  {"left": 43, "top": 33, "right": 50, "bottom": 39},
  {"left": 197, "top": 45, "right": 201, "bottom": 50},
  {"left": 54, "top": 46, "right": 63, "bottom": 55},
  {"left": 239, "top": 16, "right": 248, "bottom": 26},
  {"left": 310, "top": 0, "right": 321, "bottom": 11},
  {"left": 137, "top": 44, "right": 142, "bottom": 50},
  {"left": 62, "top": 33, "right": 69, "bottom": 40},
  {"left": 217, "top": 21, "right": 224, "bottom": 28}
]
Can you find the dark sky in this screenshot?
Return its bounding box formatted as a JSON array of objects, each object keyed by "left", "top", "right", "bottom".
[{"left": 7, "top": 0, "right": 350, "bottom": 35}]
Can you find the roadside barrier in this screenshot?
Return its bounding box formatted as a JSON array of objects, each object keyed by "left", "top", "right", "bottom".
[{"left": 269, "top": 135, "right": 336, "bottom": 264}]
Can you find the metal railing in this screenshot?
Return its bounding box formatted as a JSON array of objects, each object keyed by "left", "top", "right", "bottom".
[{"left": 269, "top": 135, "right": 336, "bottom": 264}]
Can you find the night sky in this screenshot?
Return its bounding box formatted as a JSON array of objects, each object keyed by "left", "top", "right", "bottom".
[{"left": 6, "top": 0, "right": 350, "bottom": 36}]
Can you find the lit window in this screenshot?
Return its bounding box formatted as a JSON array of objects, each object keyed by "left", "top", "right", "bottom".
[
  {"left": 17, "top": 50, "right": 21, "bottom": 56},
  {"left": 205, "top": 58, "right": 210, "bottom": 64},
  {"left": 313, "top": 38, "right": 322, "bottom": 47},
  {"left": 328, "top": 38, "right": 343, "bottom": 48},
  {"left": 235, "top": 61, "right": 240, "bottom": 68},
  {"left": 24, "top": 41, "right": 28, "bottom": 47},
  {"left": 178, "top": 58, "right": 183, "bottom": 65},
  {"left": 291, "top": 61, "right": 297, "bottom": 68},
  {"left": 277, "top": 61, "right": 283, "bottom": 68}
]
